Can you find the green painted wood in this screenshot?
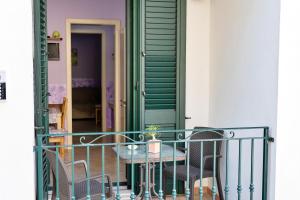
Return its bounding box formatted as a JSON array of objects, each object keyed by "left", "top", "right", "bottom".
[
  {"left": 177, "top": 0, "right": 186, "bottom": 131},
  {"left": 144, "top": 0, "right": 177, "bottom": 111},
  {"left": 128, "top": 0, "right": 186, "bottom": 194},
  {"left": 146, "top": 23, "right": 176, "bottom": 30},
  {"left": 146, "top": 1, "right": 176, "bottom": 8},
  {"left": 34, "top": 0, "right": 49, "bottom": 199}
]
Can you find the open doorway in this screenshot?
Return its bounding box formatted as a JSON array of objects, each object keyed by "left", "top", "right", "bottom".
[
  {"left": 65, "top": 20, "right": 123, "bottom": 145},
  {"left": 71, "top": 33, "right": 103, "bottom": 133}
]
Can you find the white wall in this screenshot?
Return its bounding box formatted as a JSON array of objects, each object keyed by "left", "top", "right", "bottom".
[
  {"left": 276, "top": 1, "right": 300, "bottom": 199},
  {"left": 185, "top": 0, "right": 211, "bottom": 129},
  {"left": 0, "top": 1, "right": 35, "bottom": 199},
  {"left": 209, "top": 0, "right": 280, "bottom": 199}
]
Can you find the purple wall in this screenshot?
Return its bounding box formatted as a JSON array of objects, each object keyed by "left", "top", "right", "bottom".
[
  {"left": 47, "top": 0, "right": 125, "bottom": 85},
  {"left": 71, "top": 33, "right": 101, "bottom": 87}
]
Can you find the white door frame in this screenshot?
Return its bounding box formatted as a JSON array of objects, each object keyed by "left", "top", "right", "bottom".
[{"left": 66, "top": 18, "right": 121, "bottom": 145}]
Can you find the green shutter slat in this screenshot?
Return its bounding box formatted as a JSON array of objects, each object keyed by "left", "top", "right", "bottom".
[
  {"left": 146, "top": 1, "right": 176, "bottom": 8},
  {"left": 146, "top": 79, "right": 176, "bottom": 84},
  {"left": 146, "top": 56, "right": 176, "bottom": 62},
  {"left": 146, "top": 82, "right": 176, "bottom": 87},
  {"left": 146, "top": 12, "right": 176, "bottom": 19},
  {"left": 146, "top": 29, "right": 176, "bottom": 35},
  {"left": 146, "top": 39, "right": 176, "bottom": 45},
  {"left": 146, "top": 45, "right": 176, "bottom": 51},
  {"left": 145, "top": 62, "right": 176, "bottom": 67},
  {"left": 146, "top": 18, "right": 176, "bottom": 24},
  {"left": 146, "top": 72, "right": 175, "bottom": 78},
  {"left": 146, "top": 8, "right": 176, "bottom": 14},
  {"left": 146, "top": 105, "right": 176, "bottom": 109},
  {"left": 146, "top": 34, "right": 176, "bottom": 40},
  {"left": 146, "top": 51, "right": 176, "bottom": 56},
  {"left": 146, "top": 94, "right": 176, "bottom": 99},
  {"left": 146, "top": 23, "right": 176, "bottom": 29},
  {"left": 147, "top": 88, "right": 176, "bottom": 94},
  {"left": 147, "top": 0, "right": 176, "bottom": 1}
]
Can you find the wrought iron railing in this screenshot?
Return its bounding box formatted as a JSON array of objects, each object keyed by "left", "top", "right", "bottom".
[{"left": 35, "top": 127, "right": 273, "bottom": 200}]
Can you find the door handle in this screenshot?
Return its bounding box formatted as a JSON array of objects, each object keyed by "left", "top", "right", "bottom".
[{"left": 185, "top": 116, "right": 192, "bottom": 120}]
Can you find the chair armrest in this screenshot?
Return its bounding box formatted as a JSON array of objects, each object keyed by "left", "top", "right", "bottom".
[
  {"left": 65, "top": 160, "right": 88, "bottom": 177},
  {"left": 71, "top": 175, "right": 114, "bottom": 198},
  {"left": 203, "top": 154, "right": 222, "bottom": 164},
  {"left": 177, "top": 147, "right": 188, "bottom": 152}
]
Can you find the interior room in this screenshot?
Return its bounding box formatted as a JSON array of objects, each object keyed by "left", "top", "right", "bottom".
[
  {"left": 46, "top": 0, "right": 127, "bottom": 186},
  {"left": 71, "top": 33, "right": 102, "bottom": 133}
]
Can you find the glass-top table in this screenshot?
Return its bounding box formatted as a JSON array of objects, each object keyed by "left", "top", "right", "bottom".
[
  {"left": 112, "top": 144, "right": 186, "bottom": 164},
  {"left": 112, "top": 144, "right": 186, "bottom": 199}
]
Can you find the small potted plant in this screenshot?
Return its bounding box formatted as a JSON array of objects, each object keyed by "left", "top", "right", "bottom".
[{"left": 144, "top": 125, "right": 161, "bottom": 153}]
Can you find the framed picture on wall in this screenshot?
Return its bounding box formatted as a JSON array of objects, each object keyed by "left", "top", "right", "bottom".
[
  {"left": 71, "top": 48, "right": 78, "bottom": 66},
  {"left": 48, "top": 43, "right": 60, "bottom": 60}
]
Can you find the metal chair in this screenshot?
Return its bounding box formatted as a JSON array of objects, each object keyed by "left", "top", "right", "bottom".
[
  {"left": 163, "top": 127, "right": 224, "bottom": 200},
  {"left": 46, "top": 149, "right": 114, "bottom": 200}
]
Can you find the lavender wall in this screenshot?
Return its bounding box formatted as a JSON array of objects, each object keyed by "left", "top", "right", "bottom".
[
  {"left": 71, "top": 33, "right": 101, "bottom": 87},
  {"left": 47, "top": 0, "right": 125, "bottom": 85}
]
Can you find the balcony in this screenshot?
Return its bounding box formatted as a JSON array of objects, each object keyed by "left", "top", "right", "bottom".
[{"left": 35, "top": 127, "right": 272, "bottom": 200}]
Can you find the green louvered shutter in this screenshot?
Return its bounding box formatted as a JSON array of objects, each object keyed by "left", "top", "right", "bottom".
[
  {"left": 144, "top": 0, "right": 178, "bottom": 139},
  {"left": 34, "top": 0, "right": 49, "bottom": 199}
]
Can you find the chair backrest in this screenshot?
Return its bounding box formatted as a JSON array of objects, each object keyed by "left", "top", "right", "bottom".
[
  {"left": 61, "top": 97, "right": 67, "bottom": 129},
  {"left": 189, "top": 127, "right": 224, "bottom": 170},
  {"left": 45, "top": 149, "right": 71, "bottom": 199}
]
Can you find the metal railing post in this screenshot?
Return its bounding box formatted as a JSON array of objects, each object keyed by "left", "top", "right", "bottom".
[
  {"left": 237, "top": 140, "right": 242, "bottom": 200},
  {"left": 185, "top": 141, "right": 190, "bottom": 200},
  {"left": 172, "top": 142, "right": 177, "bottom": 200},
  {"left": 199, "top": 141, "right": 203, "bottom": 200},
  {"left": 101, "top": 145, "right": 105, "bottom": 200},
  {"left": 212, "top": 141, "right": 217, "bottom": 200},
  {"left": 262, "top": 128, "right": 269, "bottom": 200},
  {"left": 71, "top": 147, "right": 75, "bottom": 200},
  {"left": 159, "top": 140, "right": 164, "bottom": 200},
  {"left": 55, "top": 147, "right": 60, "bottom": 200},
  {"left": 37, "top": 135, "right": 44, "bottom": 200},
  {"left": 224, "top": 140, "right": 229, "bottom": 200},
  {"left": 86, "top": 146, "right": 91, "bottom": 200},
  {"left": 116, "top": 144, "right": 121, "bottom": 200},
  {"left": 250, "top": 139, "right": 255, "bottom": 200}
]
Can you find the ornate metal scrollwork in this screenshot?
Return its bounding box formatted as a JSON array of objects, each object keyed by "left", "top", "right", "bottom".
[
  {"left": 79, "top": 134, "right": 142, "bottom": 145},
  {"left": 176, "top": 132, "right": 185, "bottom": 140},
  {"left": 177, "top": 129, "right": 231, "bottom": 141},
  {"left": 138, "top": 134, "right": 145, "bottom": 142},
  {"left": 228, "top": 131, "right": 235, "bottom": 138}
]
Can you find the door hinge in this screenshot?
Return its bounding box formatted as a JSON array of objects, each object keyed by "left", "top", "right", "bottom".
[
  {"left": 34, "top": 126, "right": 44, "bottom": 130},
  {"left": 34, "top": 126, "right": 45, "bottom": 134},
  {"left": 135, "top": 81, "right": 140, "bottom": 91},
  {"left": 268, "top": 137, "right": 275, "bottom": 143},
  {"left": 120, "top": 99, "right": 127, "bottom": 107}
]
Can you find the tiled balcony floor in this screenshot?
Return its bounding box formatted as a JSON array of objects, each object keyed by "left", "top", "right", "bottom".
[{"left": 62, "top": 141, "right": 127, "bottom": 183}]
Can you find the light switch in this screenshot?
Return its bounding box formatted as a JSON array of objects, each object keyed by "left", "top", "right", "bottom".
[{"left": 0, "top": 71, "right": 6, "bottom": 100}]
